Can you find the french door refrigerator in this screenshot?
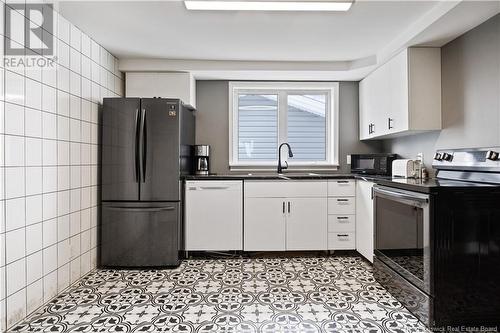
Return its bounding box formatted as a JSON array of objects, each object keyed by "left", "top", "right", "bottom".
[{"left": 101, "top": 98, "right": 195, "bottom": 267}]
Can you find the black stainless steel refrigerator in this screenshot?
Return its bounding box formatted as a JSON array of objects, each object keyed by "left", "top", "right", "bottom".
[{"left": 101, "top": 98, "right": 195, "bottom": 267}]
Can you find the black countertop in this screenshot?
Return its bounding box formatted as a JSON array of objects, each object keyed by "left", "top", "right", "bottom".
[
  {"left": 184, "top": 173, "right": 361, "bottom": 181},
  {"left": 184, "top": 173, "right": 500, "bottom": 194}
]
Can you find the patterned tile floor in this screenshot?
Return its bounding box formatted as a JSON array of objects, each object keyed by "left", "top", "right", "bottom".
[{"left": 11, "top": 254, "right": 431, "bottom": 332}]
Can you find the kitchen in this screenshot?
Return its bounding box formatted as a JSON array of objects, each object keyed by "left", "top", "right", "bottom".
[{"left": 0, "top": 1, "right": 500, "bottom": 332}]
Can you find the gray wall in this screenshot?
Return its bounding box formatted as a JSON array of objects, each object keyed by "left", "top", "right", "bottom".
[
  {"left": 383, "top": 14, "right": 500, "bottom": 171},
  {"left": 195, "top": 80, "right": 382, "bottom": 174}
]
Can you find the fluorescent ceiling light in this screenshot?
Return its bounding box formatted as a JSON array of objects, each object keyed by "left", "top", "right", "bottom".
[{"left": 184, "top": 1, "right": 353, "bottom": 11}]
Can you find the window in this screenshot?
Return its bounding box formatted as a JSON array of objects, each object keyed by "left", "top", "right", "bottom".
[{"left": 229, "top": 82, "right": 339, "bottom": 168}]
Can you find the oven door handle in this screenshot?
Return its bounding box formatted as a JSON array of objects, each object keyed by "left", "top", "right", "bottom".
[{"left": 373, "top": 186, "right": 429, "bottom": 204}]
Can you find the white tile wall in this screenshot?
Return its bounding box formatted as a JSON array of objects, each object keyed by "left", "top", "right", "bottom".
[{"left": 0, "top": 1, "right": 124, "bottom": 331}]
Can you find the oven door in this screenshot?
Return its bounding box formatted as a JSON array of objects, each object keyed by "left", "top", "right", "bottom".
[{"left": 373, "top": 185, "right": 431, "bottom": 295}]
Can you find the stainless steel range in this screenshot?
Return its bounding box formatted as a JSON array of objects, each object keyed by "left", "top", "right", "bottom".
[{"left": 373, "top": 147, "right": 500, "bottom": 331}]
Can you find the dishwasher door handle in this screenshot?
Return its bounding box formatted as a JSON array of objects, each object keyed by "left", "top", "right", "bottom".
[{"left": 199, "top": 186, "right": 231, "bottom": 190}]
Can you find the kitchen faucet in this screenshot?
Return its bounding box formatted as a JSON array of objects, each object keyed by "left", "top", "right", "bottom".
[{"left": 278, "top": 143, "right": 294, "bottom": 174}]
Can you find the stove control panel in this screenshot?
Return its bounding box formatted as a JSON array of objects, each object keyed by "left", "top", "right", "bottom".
[
  {"left": 432, "top": 147, "right": 500, "bottom": 171},
  {"left": 442, "top": 153, "right": 453, "bottom": 162}
]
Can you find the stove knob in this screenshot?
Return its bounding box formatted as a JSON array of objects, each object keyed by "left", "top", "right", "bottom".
[
  {"left": 433, "top": 153, "right": 442, "bottom": 161},
  {"left": 486, "top": 150, "right": 499, "bottom": 161},
  {"left": 442, "top": 153, "right": 453, "bottom": 162}
]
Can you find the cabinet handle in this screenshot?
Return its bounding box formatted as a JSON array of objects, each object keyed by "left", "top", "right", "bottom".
[
  {"left": 369, "top": 123, "right": 375, "bottom": 134},
  {"left": 337, "top": 234, "right": 349, "bottom": 237},
  {"left": 337, "top": 216, "right": 349, "bottom": 220},
  {"left": 337, "top": 199, "right": 349, "bottom": 202},
  {"left": 337, "top": 180, "right": 349, "bottom": 184},
  {"left": 283, "top": 201, "right": 285, "bottom": 214},
  {"left": 388, "top": 118, "right": 394, "bottom": 130},
  {"left": 288, "top": 201, "right": 291, "bottom": 214}
]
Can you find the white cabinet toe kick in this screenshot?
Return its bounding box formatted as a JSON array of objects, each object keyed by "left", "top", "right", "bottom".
[{"left": 184, "top": 178, "right": 374, "bottom": 262}]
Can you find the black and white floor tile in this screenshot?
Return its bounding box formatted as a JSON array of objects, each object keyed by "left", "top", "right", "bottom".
[{"left": 11, "top": 255, "right": 431, "bottom": 332}]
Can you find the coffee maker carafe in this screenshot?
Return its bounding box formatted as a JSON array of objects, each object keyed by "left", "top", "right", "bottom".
[{"left": 194, "top": 145, "right": 210, "bottom": 175}]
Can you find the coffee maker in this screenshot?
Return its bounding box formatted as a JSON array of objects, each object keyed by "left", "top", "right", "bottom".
[{"left": 194, "top": 145, "right": 210, "bottom": 175}]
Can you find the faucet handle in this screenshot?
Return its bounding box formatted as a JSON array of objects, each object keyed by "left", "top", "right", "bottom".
[{"left": 282, "top": 161, "right": 288, "bottom": 170}]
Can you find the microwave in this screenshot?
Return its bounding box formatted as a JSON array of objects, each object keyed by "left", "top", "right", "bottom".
[{"left": 350, "top": 153, "right": 398, "bottom": 176}]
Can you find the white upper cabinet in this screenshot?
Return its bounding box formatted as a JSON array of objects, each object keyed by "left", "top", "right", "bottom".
[
  {"left": 125, "top": 72, "right": 196, "bottom": 107},
  {"left": 359, "top": 47, "right": 441, "bottom": 140}
]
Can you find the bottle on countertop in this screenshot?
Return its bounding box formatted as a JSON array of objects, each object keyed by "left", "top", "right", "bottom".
[
  {"left": 414, "top": 153, "right": 424, "bottom": 179},
  {"left": 421, "top": 167, "right": 429, "bottom": 179}
]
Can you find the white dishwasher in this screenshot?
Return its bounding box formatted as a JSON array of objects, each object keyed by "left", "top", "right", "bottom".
[{"left": 185, "top": 180, "right": 243, "bottom": 251}]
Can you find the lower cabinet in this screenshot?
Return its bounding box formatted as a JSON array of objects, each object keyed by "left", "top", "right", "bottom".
[
  {"left": 244, "top": 181, "right": 327, "bottom": 251},
  {"left": 185, "top": 179, "right": 375, "bottom": 256},
  {"left": 355, "top": 180, "right": 375, "bottom": 262},
  {"left": 244, "top": 197, "right": 287, "bottom": 251},
  {"left": 286, "top": 198, "right": 327, "bottom": 250}
]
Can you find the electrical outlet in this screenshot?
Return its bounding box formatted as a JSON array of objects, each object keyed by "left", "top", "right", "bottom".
[{"left": 346, "top": 155, "right": 351, "bottom": 165}]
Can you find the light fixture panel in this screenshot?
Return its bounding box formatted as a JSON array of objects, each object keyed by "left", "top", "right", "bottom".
[{"left": 184, "top": 0, "right": 353, "bottom": 11}]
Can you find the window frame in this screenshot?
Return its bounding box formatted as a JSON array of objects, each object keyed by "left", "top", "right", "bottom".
[{"left": 228, "top": 81, "right": 339, "bottom": 169}]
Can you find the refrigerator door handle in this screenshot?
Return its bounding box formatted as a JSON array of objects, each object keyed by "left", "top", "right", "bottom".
[
  {"left": 106, "top": 206, "right": 175, "bottom": 212},
  {"left": 141, "top": 109, "right": 148, "bottom": 183},
  {"left": 134, "top": 108, "right": 141, "bottom": 183},
  {"left": 139, "top": 108, "right": 146, "bottom": 183}
]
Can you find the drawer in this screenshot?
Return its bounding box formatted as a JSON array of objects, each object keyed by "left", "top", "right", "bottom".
[
  {"left": 245, "top": 181, "right": 327, "bottom": 198},
  {"left": 328, "top": 215, "right": 355, "bottom": 232},
  {"left": 328, "top": 232, "right": 355, "bottom": 250},
  {"left": 328, "top": 180, "right": 355, "bottom": 197},
  {"left": 328, "top": 197, "right": 355, "bottom": 215}
]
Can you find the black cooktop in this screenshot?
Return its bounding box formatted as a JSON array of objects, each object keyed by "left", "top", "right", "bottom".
[{"left": 376, "top": 175, "right": 500, "bottom": 194}]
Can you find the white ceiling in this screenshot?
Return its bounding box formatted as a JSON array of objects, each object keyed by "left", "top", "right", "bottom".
[
  {"left": 57, "top": 0, "right": 500, "bottom": 80},
  {"left": 59, "top": 0, "right": 438, "bottom": 61}
]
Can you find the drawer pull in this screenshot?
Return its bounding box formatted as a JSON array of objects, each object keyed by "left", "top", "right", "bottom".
[
  {"left": 337, "top": 180, "right": 350, "bottom": 184},
  {"left": 337, "top": 216, "right": 349, "bottom": 219},
  {"left": 337, "top": 199, "right": 349, "bottom": 202},
  {"left": 337, "top": 234, "right": 349, "bottom": 237}
]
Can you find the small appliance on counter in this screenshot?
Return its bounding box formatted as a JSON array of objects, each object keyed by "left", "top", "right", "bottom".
[
  {"left": 194, "top": 145, "right": 210, "bottom": 175},
  {"left": 392, "top": 159, "right": 416, "bottom": 178},
  {"left": 350, "top": 153, "right": 398, "bottom": 176}
]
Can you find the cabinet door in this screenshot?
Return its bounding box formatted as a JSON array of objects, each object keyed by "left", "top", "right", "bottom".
[
  {"left": 371, "top": 65, "right": 390, "bottom": 138},
  {"left": 356, "top": 181, "right": 374, "bottom": 263},
  {"left": 388, "top": 49, "right": 409, "bottom": 133},
  {"left": 359, "top": 80, "right": 370, "bottom": 140},
  {"left": 286, "top": 198, "right": 327, "bottom": 250},
  {"left": 360, "top": 67, "right": 389, "bottom": 139},
  {"left": 244, "top": 198, "right": 286, "bottom": 251}
]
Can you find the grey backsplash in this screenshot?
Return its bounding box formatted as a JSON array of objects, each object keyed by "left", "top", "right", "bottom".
[
  {"left": 384, "top": 14, "right": 500, "bottom": 176},
  {"left": 195, "top": 81, "right": 383, "bottom": 175}
]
